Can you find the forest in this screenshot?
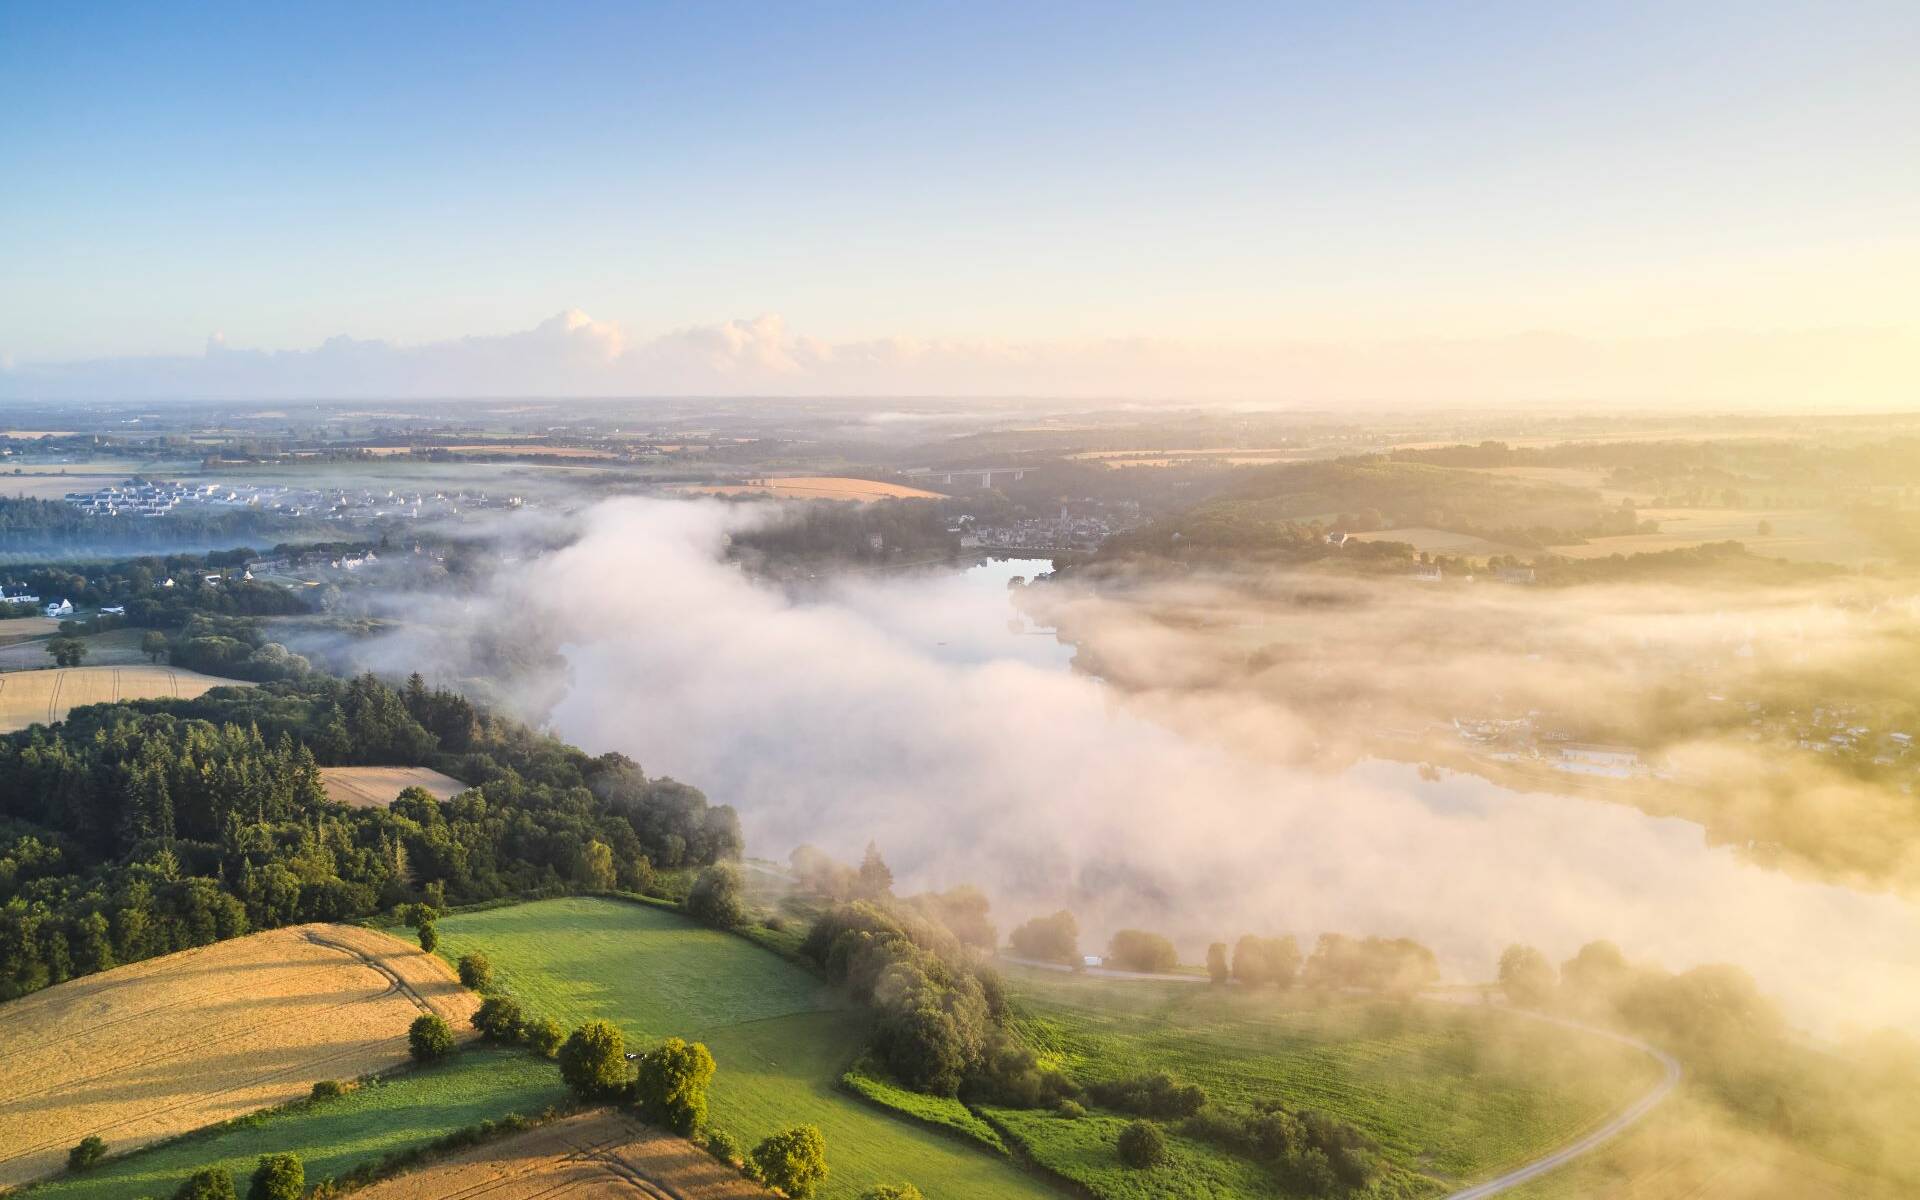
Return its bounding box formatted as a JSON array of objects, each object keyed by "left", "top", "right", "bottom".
[{"left": 0, "top": 671, "right": 741, "bottom": 1000}]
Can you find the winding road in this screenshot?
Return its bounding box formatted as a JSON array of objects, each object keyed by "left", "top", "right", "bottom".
[
  {"left": 1439, "top": 1003, "right": 1681, "bottom": 1199},
  {"left": 998, "top": 956, "right": 1683, "bottom": 1198}
]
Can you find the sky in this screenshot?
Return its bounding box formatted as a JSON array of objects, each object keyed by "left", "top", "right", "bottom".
[{"left": 1, "top": 2, "right": 1916, "bottom": 403}]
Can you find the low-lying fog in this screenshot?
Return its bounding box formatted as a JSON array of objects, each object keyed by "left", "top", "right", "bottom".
[{"left": 385, "top": 499, "right": 1920, "bottom": 1036}]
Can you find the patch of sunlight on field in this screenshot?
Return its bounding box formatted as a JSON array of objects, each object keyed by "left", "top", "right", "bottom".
[{"left": 21, "top": 1048, "right": 565, "bottom": 1200}]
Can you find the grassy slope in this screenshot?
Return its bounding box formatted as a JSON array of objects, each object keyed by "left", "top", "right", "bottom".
[
  {"left": 433, "top": 896, "right": 1059, "bottom": 1200},
  {"left": 996, "top": 969, "right": 1661, "bottom": 1195},
  {"left": 22, "top": 1047, "right": 566, "bottom": 1200}
]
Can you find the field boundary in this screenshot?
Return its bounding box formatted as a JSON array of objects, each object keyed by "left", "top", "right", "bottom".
[
  {"left": 12, "top": 1052, "right": 565, "bottom": 1198},
  {"left": 835, "top": 1063, "right": 1010, "bottom": 1157}
]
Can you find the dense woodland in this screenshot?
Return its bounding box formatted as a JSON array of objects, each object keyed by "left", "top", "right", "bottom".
[
  {"left": 0, "top": 496, "right": 311, "bottom": 551},
  {"left": 0, "top": 672, "right": 740, "bottom": 1000}
]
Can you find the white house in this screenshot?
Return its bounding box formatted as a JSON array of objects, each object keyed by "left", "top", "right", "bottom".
[
  {"left": 101, "top": 605, "right": 126, "bottom": 615},
  {"left": 44, "top": 599, "right": 73, "bottom": 618}
]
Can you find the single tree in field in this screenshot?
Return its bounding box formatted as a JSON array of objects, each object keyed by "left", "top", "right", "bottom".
[
  {"left": 525, "top": 1016, "right": 566, "bottom": 1059},
  {"left": 1105, "top": 929, "right": 1178, "bottom": 974},
  {"left": 457, "top": 952, "right": 493, "bottom": 991},
  {"left": 1206, "top": 942, "right": 1230, "bottom": 985},
  {"left": 685, "top": 862, "right": 746, "bottom": 928},
  {"left": 856, "top": 840, "right": 894, "bottom": 900},
  {"left": 47, "top": 636, "right": 88, "bottom": 668},
  {"left": 749, "top": 1125, "right": 829, "bottom": 1199},
  {"left": 472, "top": 995, "right": 525, "bottom": 1041},
  {"left": 408, "top": 1013, "right": 454, "bottom": 1063},
  {"left": 141, "top": 630, "right": 169, "bottom": 662},
  {"left": 859, "top": 1187, "right": 925, "bottom": 1200},
  {"left": 630, "top": 1036, "right": 717, "bottom": 1134},
  {"left": 248, "top": 1153, "right": 303, "bottom": 1200},
  {"left": 1233, "top": 934, "right": 1302, "bottom": 989},
  {"left": 1116, "top": 1121, "right": 1169, "bottom": 1169},
  {"left": 558, "top": 1019, "right": 630, "bottom": 1100},
  {"left": 1498, "top": 944, "right": 1558, "bottom": 1008},
  {"left": 67, "top": 1136, "right": 108, "bottom": 1172},
  {"left": 417, "top": 921, "right": 439, "bottom": 954},
  {"left": 173, "top": 1166, "right": 237, "bottom": 1200},
  {"left": 1008, "top": 910, "right": 1079, "bottom": 964}
]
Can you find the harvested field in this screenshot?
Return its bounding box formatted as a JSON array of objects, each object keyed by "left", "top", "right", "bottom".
[
  {"left": 0, "top": 665, "right": 243, "bottom": 732},
  {"left": 0, "top": 924, "right": 478, "bottom": 1187},
  {"left": 321, "top": 765, "right": 469, "bottom": 807},
  {"left": 352, "top": 1109, "right": 768, "bottom": 1200},
  {"left": 683, "top": 476, "right": 943, "bottom": 502}
]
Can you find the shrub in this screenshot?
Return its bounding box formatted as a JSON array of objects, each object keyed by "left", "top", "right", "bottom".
[
  {"left": 749, "top": 1125, "right": 829, "bottom": 1199},
  {"left": 472, "top": 995, "right": 525, "bottom": 1042},
  {"left": 310, "top": 1079, "right": 344, "bottom": 1100},
  {"left": 457, "top": 952, "right": 493, "bottom": 992},
  {"left": 173, "top": 1166, "right": 237, "bottom": 1200},
  {"left": 408, "top": 1013, "right": 454, "bottom": 1063},
  {"left": 67, "top": 1135, "right": 108, "bottom": 1172},
  {"left": 524, "top": 1016, "right": 566, "bottom": 1059},
  {"left": 859, "top": 1187, "right": 925, "bottom": 1200},
  {"left": 685, "top": 863, "right": 746, "bottom": 928},
  {"left": 1087, "top": 1073, "right": 1207, "bottom": 1119},
  {"left": 631, "top": 1037, "right": 716, "bottom": 1134},
  {"left": 558, "top": 1019, "right": 630, "bottom": 1100},
  {"left": 704, "top": 1129, "right": 741, "bottom": 1164},
  {"left": 248, "top": 1153, "right": 303, "bottom": 1200},
  {"left": 1007, "top": 910, "right": 1078, "bottom": 963},
  {"left": 1055, "top": 1099, "right": 1087, "bottom": 1119},
  {"left": 1117, "top": 1120, "right": 1169, "bottom": 1169},
  {"left": 417, "top": 922, "right": 440, "bottom": 954}
]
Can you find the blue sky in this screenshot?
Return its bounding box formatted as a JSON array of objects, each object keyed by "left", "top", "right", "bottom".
[{"left": 1, "top": 1, "right": 1914, "bottom": 398}]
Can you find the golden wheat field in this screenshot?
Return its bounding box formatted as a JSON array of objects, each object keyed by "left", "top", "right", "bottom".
[
  {"left": 352, "top": 1109, "right": 769, "bottom": 1200},
  {"left": 0, "top": 924, "right": 478, "bottom": 1187},
  {"left": 0, "top": 665, "right": 243, "bottom": 732},
  {"left": 684, "top": 476, "right": 944, "bottom": 501},
  {"left": 320, "top": 765, "right": 469, "bottom": 807}
]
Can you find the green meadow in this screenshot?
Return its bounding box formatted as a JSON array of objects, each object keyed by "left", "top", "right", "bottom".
[
  {"left": 22, "top": 1047, "right": 566, "bottom": 1200},
  {"left": 991, "top": 967, "right": 1663, "bottom": 1196},
  {"left": 433, "top": 895, "right": 1059, "bottom": 1200}
]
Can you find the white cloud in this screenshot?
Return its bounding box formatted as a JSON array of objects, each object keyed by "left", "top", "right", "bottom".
[{"left": 0, "top": 310, "right": 1912, "bottom": 407}]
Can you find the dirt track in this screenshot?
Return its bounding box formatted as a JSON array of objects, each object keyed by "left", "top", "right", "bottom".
[
  {"left": 352, "top": 1109, "right": 769, "bottom": 1200},
  {"left": 0, "top": 924, "right": 477, "bottom": 1187}
]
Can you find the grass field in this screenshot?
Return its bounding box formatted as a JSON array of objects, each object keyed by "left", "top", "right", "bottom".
[
  {"left": 350, "top": 1108, "right": 767, "bottom": 1200},
  {"left": 0, "top": 925, "right": 477, "bottom": 1187},
  {"left": 0, "top": 628, "right": 151, "bottom": 671},
  {"left": 993, "top": 968, "right": 1661, "bottom": 1196},
  {"left": 320, "top": 765, "right": 469, "bottom": 807},
  {"left": 433, "top": 897, "right": 1060, "bottom": 1200},
  {"left": 0, "top": 665, "right": 244, "bottom": 732},
  {"left": 682, "top": 476, "right": 945, "bottom": 502},
  {"left": 1548, "top": 506, "right": 1885, "bottom": 567},
  {"left": 18, "top": 1047, "right": 566, "bottom": 1200}
]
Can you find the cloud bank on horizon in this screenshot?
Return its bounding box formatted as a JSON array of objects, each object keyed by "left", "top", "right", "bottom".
[{"left": 2, "top": 309, "right": 1912, "bottom": 408}]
